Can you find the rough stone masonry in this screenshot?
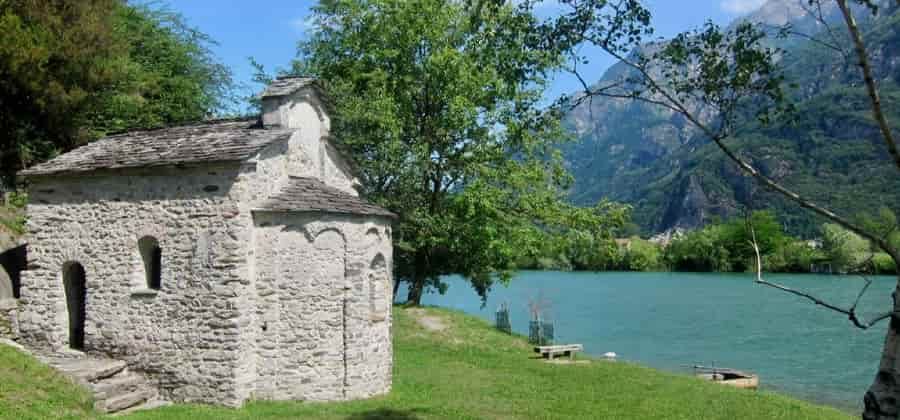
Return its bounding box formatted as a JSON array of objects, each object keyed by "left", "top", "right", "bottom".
[{"left": 8, "top": 77, "right": 395, "bottom": 406}]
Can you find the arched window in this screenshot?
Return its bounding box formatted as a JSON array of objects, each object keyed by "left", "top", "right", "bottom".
[
  {"left": 369, "top": 254, "right": 387, "bottom": 321},
  {"left": 138, "top": 237, "right": 162, "bottom": 290}
]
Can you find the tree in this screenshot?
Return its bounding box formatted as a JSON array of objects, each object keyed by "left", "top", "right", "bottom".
[
  {"left": 519, "top": 0, "right": 900, "bottom": 416},
  {"left": 823, "top": 223, "right": 871, "bottom": 272},
  {"left": 298, "top": 0, "right": 627, "bottom": 305},
  {"left": 90, "top": 4, "right": 236, "bottom": 133},
  {"left": 0, "top": 0, "right": 122, "bottom": 188},
  {"left": 0, "top": 0, "right": 235, "bottom": 189}
]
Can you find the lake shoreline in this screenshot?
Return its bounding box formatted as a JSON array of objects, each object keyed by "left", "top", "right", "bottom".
[{"left": 404, "top": 271, "right": 895, "bottom": 412}]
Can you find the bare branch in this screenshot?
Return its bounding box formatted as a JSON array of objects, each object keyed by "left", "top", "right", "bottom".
[
  {"left": 835, "top": 0, "right": 900, "bottom": 172},
  {"left": 761, "top": 23, "right": 846, "bottom": 55},
  {"left": 749, "top": 227, "right": 893, "bottom": 330},
  {"left": 595, "top": 91, "right": 683, "bottom": 114},
  {"left": 569, "top": 53, "right": 596, "bottom": 116},
  {"left": 797, "top": 0, "right": 852, "bottom": 59},
  {"left": 850, "top": 276, "right": 873, "bottom": 312}
]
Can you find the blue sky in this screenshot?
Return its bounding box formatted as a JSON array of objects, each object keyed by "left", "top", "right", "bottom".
[{"left": 170, "top": 0, "right": 765, "bottom": 107}]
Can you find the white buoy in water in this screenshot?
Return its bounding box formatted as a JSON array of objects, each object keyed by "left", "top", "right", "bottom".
[{"left": 603, "top": 352, "right": 617, "bottom": 360}]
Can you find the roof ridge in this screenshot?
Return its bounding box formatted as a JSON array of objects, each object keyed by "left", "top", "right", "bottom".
[
  {"left": 260, "top": 77, "right": 317, "bottom": 99},
  {"left": 255, "top": 177, "right": 396, "bottom": 218},
  {"left": 275, "top": 75, "right": 314, "bottom": 80},
  {"left": 103, "top": 117, "right": 262, "bottom": 138},
  {"left": 19, "top": 120, "right": 293, "bottom": 177}
]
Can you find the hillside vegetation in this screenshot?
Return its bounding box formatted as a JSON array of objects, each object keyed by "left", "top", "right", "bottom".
[
  {"left": 562, "top": 1, "right": 900, "bottom": 237},
  {"left": 2, "top": 307, "right": 853, "bottom": 419}
]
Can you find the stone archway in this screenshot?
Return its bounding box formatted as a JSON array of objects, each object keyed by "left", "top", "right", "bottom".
[{"left": 62, "top": 262, "right": 87, "bottom": 350}]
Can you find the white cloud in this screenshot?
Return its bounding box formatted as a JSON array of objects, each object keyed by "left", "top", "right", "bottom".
[{"left": 720, "top": 0, "right": 767, "bottom": 14}]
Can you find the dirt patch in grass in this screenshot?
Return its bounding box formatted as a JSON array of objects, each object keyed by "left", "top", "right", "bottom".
[{"left": 408, "top": 308, "right": 448, "bottom": 332}]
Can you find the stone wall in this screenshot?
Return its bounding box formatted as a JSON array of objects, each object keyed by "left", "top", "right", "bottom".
[
  {"left": 0, "top": 299, "right": 17, "bottom": 340},
  {"left": 250, "top": 212, "right": 393, "bottom": 401},
  {"left": 19, "top": 165, "right": 251, "bottom": 405},
  {"left": 259, "top": 86, "right": 358, "bottom": 195},
  {"left": 18, "top": 160, "right": 392, "bottom": 406}
]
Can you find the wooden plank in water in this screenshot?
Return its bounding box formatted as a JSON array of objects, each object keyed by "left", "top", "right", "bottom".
[{"left": 692, "top": 366, "right": 752, "bottom": 377}]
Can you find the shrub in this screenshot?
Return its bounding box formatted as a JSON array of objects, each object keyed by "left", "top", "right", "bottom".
[
  {"left": 622, "top": 238, "right": 663, "bottom": 271},
  {"left": 822, "top": 223, "right": 871, "bottom": 273},
  {"left": 872, "top": 253, "right": 897, "bottom": 275}
]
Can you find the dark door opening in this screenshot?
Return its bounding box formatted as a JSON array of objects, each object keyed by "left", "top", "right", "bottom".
[{"left": 63, "top": 262, "right": 86, "bottom": 350}]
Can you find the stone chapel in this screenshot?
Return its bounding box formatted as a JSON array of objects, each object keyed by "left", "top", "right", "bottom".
[{"left": 7, "top": 77, "right": 395, "bottom": 406}]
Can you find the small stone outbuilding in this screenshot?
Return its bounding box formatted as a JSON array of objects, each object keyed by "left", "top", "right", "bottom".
[{"left": 12, "top": 77, "right": 395, "bottom": 406}]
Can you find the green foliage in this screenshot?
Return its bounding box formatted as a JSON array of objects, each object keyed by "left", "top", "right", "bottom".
[
  {"left": 0, "top": 192, "right": 26, "bottom": 236},
  {"left": 654, "top": 21, "right": 794, "bottom": 128},
  {"left": 0, "top": 0, "right": 235, "bottom": 187},
  {"left": 764, "top": 241, "right": 824, "bottom": 273},
  {"left": 299, "top": 0, "right": 626, "bottom": 304},
  {"left": 664, "top": 211, "right": 810, "bottom": 273},
  {"left": 872, "top": 253, "right": 897, "bottom": 275},
  {"left": 620, "top": 237, "right": 663, "bottom": 271},
  {"left": 88, "top": 4, "right": 236, "bottom": 133},
  {"left": 822, "top": 223, "right": 872, "bottom": 273},
  {"left": 0, "top": 0, "right": 121, "bottom": 185},
  {"left": 665, "top": 226, "right": 734, "bottom": 272},
  {"left": 520, "top": 233, "right": 665, "bottom": 272},
  {"left": 656, "top": 210, "right": 894, "bottom": 274}
]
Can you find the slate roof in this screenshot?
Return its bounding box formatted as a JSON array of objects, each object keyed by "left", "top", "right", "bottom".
[
  {"left": 255, "top": 177, "right": 396, "bottom": 218},
  {"left": 19, "top": 119, "right": 294, "bottom": 177},
  {"left": 260, "top": 76, "right": 316, "bottom": 98}
]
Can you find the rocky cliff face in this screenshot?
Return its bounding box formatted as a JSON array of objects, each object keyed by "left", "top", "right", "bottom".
[{"left": 563, "top": 0, "right": 900, "bottom": 236}]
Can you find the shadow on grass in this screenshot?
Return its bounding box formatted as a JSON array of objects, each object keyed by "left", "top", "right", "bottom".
[{"left": 346, "top": 408, "right": 421, "bottom": 420}]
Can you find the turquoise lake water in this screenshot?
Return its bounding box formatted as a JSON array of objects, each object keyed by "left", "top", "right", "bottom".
[{"left": 406, "top": 271, "right": 897, "bottom": 412}]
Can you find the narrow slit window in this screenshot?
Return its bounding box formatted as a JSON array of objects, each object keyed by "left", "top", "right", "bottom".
[
  {"left": 139, "top": 237, "right": 162, "bottom": 290},
  {"left": 370, "top": 254, "right": 387, "bottom": 321}
]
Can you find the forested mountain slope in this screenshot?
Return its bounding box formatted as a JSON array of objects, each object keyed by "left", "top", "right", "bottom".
[{"left": 563, "top": 0, "right": 900, "bottom": 237}]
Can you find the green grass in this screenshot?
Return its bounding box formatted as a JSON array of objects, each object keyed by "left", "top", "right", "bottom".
[
  {"left": 1, "top": 307, "right": 853, "bottom": 419},
  {"left": 0, "top": 343, "right": 96, "bottom": 420}
]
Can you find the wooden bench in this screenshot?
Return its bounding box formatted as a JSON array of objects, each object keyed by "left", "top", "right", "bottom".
[{"left": 534, "top": 344, "right": 583, "bottom": 360}]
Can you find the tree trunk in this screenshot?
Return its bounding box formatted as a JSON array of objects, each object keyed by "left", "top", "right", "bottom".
[
  {"left": 406, "top": 277, "right": 424, "bottom": 306},
  {"left": 864, "top": 275, "right": 900, "bottom": 420},
  {"left": 405, "top": 251, "right": 427, "bottom": 306}
]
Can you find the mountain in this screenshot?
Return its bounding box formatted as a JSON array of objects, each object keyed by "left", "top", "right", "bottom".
[{"left": 562, "top": 0, "right": 900, "bottom": 237}]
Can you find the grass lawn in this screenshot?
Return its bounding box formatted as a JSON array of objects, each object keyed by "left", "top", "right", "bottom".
[
  {"left": 1, "top": 306, "right": 854, "bottom": 419},
  {"left": 0, "top": 342, "right": 95, "bottom": 420}
]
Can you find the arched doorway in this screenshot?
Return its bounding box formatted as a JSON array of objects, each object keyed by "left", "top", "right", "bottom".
[{"left": 63, "top": 262, "right": 87, "bottom": 350}]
